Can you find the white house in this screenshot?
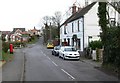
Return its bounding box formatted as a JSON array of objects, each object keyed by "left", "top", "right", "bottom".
[
  {"left": 107, "top": 2, "right": 120, "bottom": 26},
  {"left": 10, "top": 28, "right": 26, "bottom": 42},
  {"left": 60, "top": 2, "right": 119, "bottom": 52}
]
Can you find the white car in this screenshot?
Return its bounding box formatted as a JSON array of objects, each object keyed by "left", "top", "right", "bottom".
[{"left": 59, "top": 46, "right": 80, "bottom": 60}]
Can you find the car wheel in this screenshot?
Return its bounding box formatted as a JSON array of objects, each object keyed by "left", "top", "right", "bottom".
[
  {"left": 54, "top": 52, "right": 57, "bottom": 56},
  {"left": 58, "top": 55, "right": 61, "bottom": 58},
  {"left": 63, "top": 55, "right": 66, "bottom": 60}
]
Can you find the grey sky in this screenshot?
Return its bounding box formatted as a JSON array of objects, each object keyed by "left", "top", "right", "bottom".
[{"left": 0, "top": 0, "right": 85, "bottom": 31}]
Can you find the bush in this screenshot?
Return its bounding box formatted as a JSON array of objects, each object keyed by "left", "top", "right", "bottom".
[
  {"left": 2, "top": 42, "right": 9, "bottom": 53},
  {"left": 89, "top": 40, "right": 102, "bottom": 50}
]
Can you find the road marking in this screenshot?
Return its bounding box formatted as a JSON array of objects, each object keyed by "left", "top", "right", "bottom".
[
  {"left": 47, "top": 57, "right": 51, "bottom": 60},
  {"left": 52, "top": 61, "right": 58, "bottom": 66},
  {"left": 40, "top": 49, "right": 58, "bottom": 67},
  {"left": 61, "top": 69, "right": 75, "bottom": 80},
  {"left": 41, "top": 51, "right": 46, "bottom": 56},
  {"left": 43, "top": 53, "right": 46, "bottom": 56}
]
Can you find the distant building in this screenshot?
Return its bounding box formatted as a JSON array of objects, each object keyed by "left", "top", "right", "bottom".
[
  {"left": 10, "top": 28, "right": 29, "bottom": 42},
  {"left": 2, "top": 31, "right": 11, "bottom": 42},
  {"left": 12, "top": 28, "right": 25, "bottom": 33},
  {"left": 28, "top": 26, "right": 41, "bottom": 36}
]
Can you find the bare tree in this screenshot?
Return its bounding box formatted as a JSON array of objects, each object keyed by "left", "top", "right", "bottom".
[
  {"left": 53, "top": 11, "right": 62, "bottom": 44},
  {"left": 54, "top": 11, "right": 62, "bottom": 26},
  {"left": 43, "top": 16, "right": 51, "bottom": 24},
  {"left": 42, "top": 12, "right": 62, "bottom": 45}
]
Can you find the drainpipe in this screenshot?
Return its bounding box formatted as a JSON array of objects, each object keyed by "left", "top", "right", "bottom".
[{"left": 83, "top": 16, "right": 85, "bottom": 51}]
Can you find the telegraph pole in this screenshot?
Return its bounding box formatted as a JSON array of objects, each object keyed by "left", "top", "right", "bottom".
[{"left": 50, "top": 22, "right": 52, "bottom": 40}]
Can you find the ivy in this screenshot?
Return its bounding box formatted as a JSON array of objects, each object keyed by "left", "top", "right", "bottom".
[{"left": 98, "top": 2, "right": 120, "bottom": 72}]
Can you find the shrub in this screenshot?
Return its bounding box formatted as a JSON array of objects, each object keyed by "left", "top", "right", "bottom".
[
  {"left": 2, "top": 42, "right": 9, "bottom": 53},
  {"left": 89, "top": 40, "right": 102, "bottom": 50}
]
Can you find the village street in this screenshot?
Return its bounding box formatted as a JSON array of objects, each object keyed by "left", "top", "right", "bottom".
[{"left": 2, "top": 37, "right": 119, "bottom": 82}]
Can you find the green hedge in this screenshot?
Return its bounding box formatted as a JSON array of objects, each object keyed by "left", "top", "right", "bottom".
[
  {"left": 89, "top": 40, "right": 102, "bottom": 50},
  {"left": 2, "top": 42, "right": 27, "bottom": 53},
  {"left": 2, "top": 42, "right": 9, "bottom": 53}
]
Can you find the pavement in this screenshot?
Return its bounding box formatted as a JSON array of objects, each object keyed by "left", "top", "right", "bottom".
[
  {"left": 2, "top": 49, "right": 25, "bottom": 81},
  {"left": 80, "top": 57, "right": 102, "bottom": 68}
]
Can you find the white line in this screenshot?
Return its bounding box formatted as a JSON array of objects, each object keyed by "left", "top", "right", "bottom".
[
  {"left": 47, "top": 57, "right": 51, "bottom": 60},
  {"left": 61, "top": 69, "right": 75, "bottom": 80},
  {"left": 41, "top": 51, "right": 43, "bottom": 53},
  {"left": 43, "top": 54, "right": 46, "bottom": 56},
  {"left": 41, "top": 51, "right": 46, "bottom": 56},
  {"left": 52, "top": 61, "right": 58, "bottom": 66}
]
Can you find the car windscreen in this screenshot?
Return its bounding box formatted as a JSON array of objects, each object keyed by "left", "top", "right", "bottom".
[
  {"left": 64, "top": 47, "right": 76, "bottom": 51},
  {"left": 48, "top": 42, "right": 53, "bottom": 45},
  {"left": 55, "top": 46, "right": 60, "bottom": 50}
]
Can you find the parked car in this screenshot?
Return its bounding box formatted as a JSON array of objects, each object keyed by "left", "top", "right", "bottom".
[
  {"left": 47, "top": 42, "right": 54, "bottom": 49},
  {"left": 59, "top": 46, "right": 80, "bottom": 60},
  {"left": 52, "top": 45, "right": 61, "bottom": 56}
]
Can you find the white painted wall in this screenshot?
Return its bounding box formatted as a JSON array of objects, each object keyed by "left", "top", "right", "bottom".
[
  {"left": 60, "top": 2, "right": 119, "bottom": 51},
  {"left": 84, "top": 3, "right": 101, "bottom": 48},
  {"left": 60, "top": 17, "right": 84, "bottom": 51},
  {"left": 107, "top": 4, "right": 120, "bottom": 25}
]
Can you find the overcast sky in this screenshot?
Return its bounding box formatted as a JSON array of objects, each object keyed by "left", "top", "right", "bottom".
[{"left": 0, "top": 0, "right": 85, "bottom": 31}]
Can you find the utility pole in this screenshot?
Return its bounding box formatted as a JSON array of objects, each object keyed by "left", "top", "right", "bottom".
[{"left": 50, "top": 22, "right": 52, "bottom": 40}]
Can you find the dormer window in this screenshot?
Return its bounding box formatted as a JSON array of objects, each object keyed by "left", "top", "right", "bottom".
[{"left": 110, "top": 18, "right": 116, "bottom": 26}]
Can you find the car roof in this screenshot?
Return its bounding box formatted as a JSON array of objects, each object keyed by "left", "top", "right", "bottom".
[{"left": 61, "top": 46, "right": 74, "bottom": 48}]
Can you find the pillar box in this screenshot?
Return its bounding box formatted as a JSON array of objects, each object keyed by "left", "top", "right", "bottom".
[{"left": 10, "top": 44, "right": 13, "bottom": 54}]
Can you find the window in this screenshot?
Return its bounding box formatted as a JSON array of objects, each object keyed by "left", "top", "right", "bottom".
[
  {"left": 64, "top": 26, "right": 67, "bottom": 34},
  {"left": 64, "top": 38, "right": 66, "bottom": 42},
  {"left": 67, "top": 38, "right": 70, "bottom": 46},
  {"left": 110, "top": 18, "right": 116, "bottom": 26},
  {"left": 72, "top": 23, "right": 74, "bottom": 32},
  {"left": 78, "top": 20, "right": 80, "bottom": 32},
  {"left": 77, "top": 39, "right": 81, "bottom": 50}
]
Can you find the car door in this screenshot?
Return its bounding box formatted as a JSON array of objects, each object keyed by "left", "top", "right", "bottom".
[{"left": 59, "top": 47, "right": 64, "bottom": 57}]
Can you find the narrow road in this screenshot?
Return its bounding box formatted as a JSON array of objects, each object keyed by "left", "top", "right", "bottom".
[
  {"left": 24, "top": 37, "right": 119, "bottom": 81},
  {"left": 2, "top": 37, "right": 119, "bottom": 82}
]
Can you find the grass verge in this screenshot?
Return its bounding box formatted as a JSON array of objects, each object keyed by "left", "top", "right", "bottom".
[{"left": 2, "top": 51, "right": 14, "bottom": 62}]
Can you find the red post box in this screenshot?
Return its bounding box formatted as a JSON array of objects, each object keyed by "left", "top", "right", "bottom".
[{"left": 10, "top": 44, "right": 13, "bottom": 54}]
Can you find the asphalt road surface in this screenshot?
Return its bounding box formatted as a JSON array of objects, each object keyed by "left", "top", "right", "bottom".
[
  {"left": 2, "top": 37, "right": 119, "bottom": 82},
  {"left": 23, "top": 37, "right": 119, "bottom": 81}
]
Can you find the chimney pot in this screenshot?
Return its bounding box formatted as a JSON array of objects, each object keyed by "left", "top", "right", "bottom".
[{"left": 72, "top": 4, "right": 77, "bottom": 14}]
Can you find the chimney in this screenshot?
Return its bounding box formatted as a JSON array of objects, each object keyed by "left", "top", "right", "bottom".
[
  {"left": 34, "top": 26, "right": 36, "bottom": 29},
  {"left": 72, "top": 4, "right": 77, "bottom": 14},
  {"left": 78, "top": 7, "right": 82, "bottom": 11}
]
